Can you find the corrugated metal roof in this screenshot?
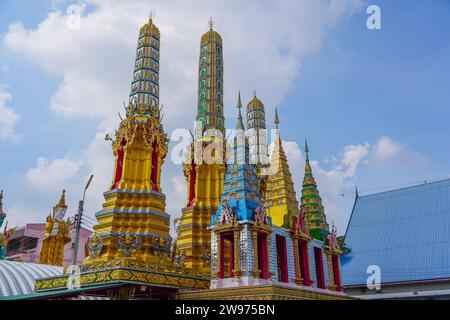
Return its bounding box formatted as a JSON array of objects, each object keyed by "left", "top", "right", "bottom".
[
  {"left": 0, "top": 260, "right": 63, "bottom": 297},
  {"left": 341, "top": 179, "right": 450, "bottom": 286}
]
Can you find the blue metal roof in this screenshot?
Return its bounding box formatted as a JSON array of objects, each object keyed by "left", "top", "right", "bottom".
[{"left": 341, "top": 179, "right": 450, "bottom": 286}]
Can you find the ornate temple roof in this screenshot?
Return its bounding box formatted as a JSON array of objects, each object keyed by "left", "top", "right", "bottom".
[
  {"left": 0, "top": 260, "right": 63, "bottom": 297},
  {"left": 342, "top": 179, "right": 450, "bottom": 286},
  {"left": 246, "top": 92, "right": 265, "bottom": 112},
  {"left": 139, "top": 17, "right": 160, "bottom": 37},
  {"left": 301, "top": 140, "right": 329, "bottom": 241},
  {"left": 200, "top": 18, "right": 222, "bottom": 45},
  {"left": 212, "top": 104, "right": 261, "bottom": 224},
  {"left": 265, "top": 111, "right": 299, "bottom": 228}
]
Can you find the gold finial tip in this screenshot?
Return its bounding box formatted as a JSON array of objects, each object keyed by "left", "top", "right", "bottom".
[
  {"left": 57, "top": 189, "right": 67, "bottom": 208},
  {"left": 208, "top": 16, "right": 214, "bottom": 30},
  {"left": 305, "top": 138, "right": 309, "bottom": 154}
]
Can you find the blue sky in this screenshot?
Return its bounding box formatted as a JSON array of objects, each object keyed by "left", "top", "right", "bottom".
[{"left": 0, "top": 0, "right": 449, "bottom": 235}]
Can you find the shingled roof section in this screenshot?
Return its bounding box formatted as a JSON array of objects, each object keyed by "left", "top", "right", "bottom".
[{"left": 341, "top": 179, "right": 450, "bottom": 286}]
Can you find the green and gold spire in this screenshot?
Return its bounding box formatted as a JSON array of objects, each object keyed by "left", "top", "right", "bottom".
[
  {"left": 265, "top": 109, "right": 299, "bottom": 228},
  {"left": 301, "top": 139, "right": 329, "bottom": 241},
  {"left": 196, "top": 17, "right": 224, "bottom": 138}
]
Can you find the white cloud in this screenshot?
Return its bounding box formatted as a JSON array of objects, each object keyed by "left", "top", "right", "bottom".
[
  {"left": 372, "top": 136, "right": 405, "bottom": 161},
  {"left": 26, "top": 157, "right": 81, "bottom": 190},
  {"left": 370, "top": 136, "right": 429, "bottom": 167},
  {"left": 0, "top": 87, "right": 20, "bottom": 142}
]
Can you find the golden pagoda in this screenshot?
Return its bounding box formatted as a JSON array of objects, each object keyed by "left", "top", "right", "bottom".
[
  {"left": 176, "top": 19, "right": 226, "bottom": 275},
  {"left": 265, "top": 109, "right": 299, "bottom": 228},
  {"left": 39, "top": 190, "right": 72, "bottom": 266},
  {"left": 34, "top": 18, "right": 209, "bottom": 299}
]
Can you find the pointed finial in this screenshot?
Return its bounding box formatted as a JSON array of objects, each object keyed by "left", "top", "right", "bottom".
[
  {"left": 56, "top": 189, "right": 67, "bottom": 208},
  {"left": 148, "top": 11, "right": 154, "bottom": 23},
  {"left": 274, "top": 108, "right": 280, "bottom": 129},
  {"left": 237, "top": 90, "right": 242, "bottom": 109},
  {"left": 236, "top": 91, "right": 245, "bottom": 130},
  {"left": 253, "top": 90, "right": 257, "bottom": 98},
  {"left": 208, "top": 17, "right": 214, "bottom": 30},
  {"left": 355, "top": 185, "right": 359, "bottom": 198},
  {"left": 305, "top": 138, "right": 310, "bottom": 161},
  {"left": 0, "top": 190, "right": 4, "bottom": 215}
]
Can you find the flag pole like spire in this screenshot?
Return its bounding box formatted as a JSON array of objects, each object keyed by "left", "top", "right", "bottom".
[
  {"left": 236, "top": 91, "right": 245, "bottom": 130},
  {"left": 274, "top": 107, "right": 280, "bottom": 129}
]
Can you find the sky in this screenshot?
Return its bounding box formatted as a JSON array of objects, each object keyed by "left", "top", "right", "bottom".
[{"left": 0, "top": 0, "right": 449, "bottom": 236}]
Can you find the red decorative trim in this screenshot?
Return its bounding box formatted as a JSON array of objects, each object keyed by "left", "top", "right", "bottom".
[
  {"left": 276, "top": 235, "right": 288, "bottom": 283},
  {"left": 188, "top": 162, "right": 196, "bottom": 206},
  {"left": 314, "top": 247, "right": 326, "bottom": 289},
  {"left": 219, "top": 236, "right": 225, "bottom": 279},
  {"left": 299, "top": 240, "right": 313, "bottom": 286},
  {"left": 258, "top": 232, "right": 270, "bottom": 279},
  {"left": 112, "top": 139, "right": 126, "bottom": 189},
  {"left": 332, "top": 255, "right": 343, "bottom": 291},
  {"left": 151, "top": 141, "right": 160, "bottom": 191}
]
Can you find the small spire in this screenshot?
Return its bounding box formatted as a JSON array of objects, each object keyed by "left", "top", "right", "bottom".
[
  {"left": 148, "top": 11, "right": 155, "bottom": 24},
  {"left": 253, "top": 90, "right": 257, "bottom": 98},
  {"left": 0, "top": 190, "right": 4, "bottom": 215},
  {"left": 274, "top": 108, "right": 280, "bottom": 129},
  {"left": 305, "top": 138, "right": 310, "bottom": 155},
  {"left": 56, "top": 189, "right": 67, "bottom": 209},
  {"left": 237, "top": 90, "right": 242, "bottom": 109},
  {"left": 236, "top": 91, "right": 245, "bottom": 130},
  {"left": 355, "top": 185, "right": 359, "bottom": 198},
  {"left": 208, "top": 17, "right": 214, "bottom": 30}
]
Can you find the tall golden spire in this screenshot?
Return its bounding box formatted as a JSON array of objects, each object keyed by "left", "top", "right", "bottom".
[{"left": 265, "top": 111, "right": 299, "bottom": 227}]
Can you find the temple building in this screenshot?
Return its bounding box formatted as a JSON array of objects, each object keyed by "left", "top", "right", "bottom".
[
  {"left": 176, "top": 19, "right": 226, "bottom": 275},
  {"left": 178, "top": 104, "right": 345, "bottom": 300},
  {"left": 1, "top": 17, "right": 345, "bottom": 300},
  {"left": 342, "top": 179, "right": 450, "bottom": 299}
]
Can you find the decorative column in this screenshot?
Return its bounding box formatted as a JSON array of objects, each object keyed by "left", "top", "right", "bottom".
[
  {"left": 252, "top": 229, "right": 260, "bottom": 278},
  {"left": 326, "top": 252, "right": 337, "bottom": 291},
  {"left": 265, "top": 234, "right": 271, "bottom": 279},
  {"left": 292, "top": 238, "right": 303, "bottom": 285},
  {"left": 233, "top": 228, "right": 240, "bottom": 278},
  {"left": 216, "top": 232, "right": 224, "bottom": 279}
]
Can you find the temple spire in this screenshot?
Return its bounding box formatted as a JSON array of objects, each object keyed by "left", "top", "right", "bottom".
[
  {"left": 56, "top": 189, "right": 67, "bottom": 209},
  {"left": 0, "top": 190, "right": 5, "bottom": 230},
  {"left": 0, "top": 190, "right": 4, "bottom": 215},
  {"left": 208, "top": 16, "right": 214, "bottom": 30},
  {"left": 236, "top": 91, "right": 245, "bottom": 130},
  {"left": 265, "top": 116, "right": 299, "bottom": 228},
  {"left": 301, "top": 139, "right": 329, "bottom": 241},
  {"left": 274, "top": 108, "right": 280, "bottom": 129}
]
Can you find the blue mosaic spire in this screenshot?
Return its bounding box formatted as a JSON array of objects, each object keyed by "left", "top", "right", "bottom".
[{"left": 212, "top": 98, "right": 262, "bottom": 224}]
